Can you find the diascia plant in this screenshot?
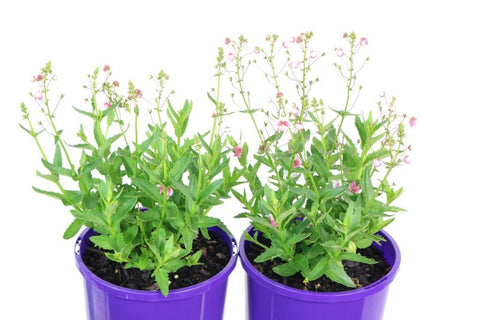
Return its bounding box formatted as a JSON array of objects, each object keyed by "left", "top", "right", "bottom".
[
  {"left": 20, "top": 58, "right": 242, "bottom": 296},
  {"left": 224, "top": 33, "right": 415, "bottom": 288}
]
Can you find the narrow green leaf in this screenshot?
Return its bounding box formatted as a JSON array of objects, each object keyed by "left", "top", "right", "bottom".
[
  {"left": 326, "top": 261, "right": 356, "bottom": 288},
  {"left": 63, "top": 219, "right": 84, "bottom": 239},
  {"left": 154, "top": 268, "right": 171, "bottom": 297},
  {"left": 273, "top": 260, "right": 299, "bottom": 277},
  {"left": 340, "top": 252, "right": 377, "bottom": 265},
  {"left": 132, "top": 178, "right": 162, "bottom": 202}
]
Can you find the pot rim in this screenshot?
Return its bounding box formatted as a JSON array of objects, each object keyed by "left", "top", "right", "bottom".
[
  {"left": 239, "top": 225, "right": 400, "bottom": 303},
  {"left": 75, "top": 226, "right": 238, "bottom": 301}
]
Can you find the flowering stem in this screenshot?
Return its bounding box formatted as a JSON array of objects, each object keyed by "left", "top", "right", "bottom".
[{"left": 336, "top": 37, "right": 355, "bottom": 139}]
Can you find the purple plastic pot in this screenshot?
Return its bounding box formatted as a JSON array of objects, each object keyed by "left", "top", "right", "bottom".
[
  {"left": 75, "top": 226, "right": 238, "bottom": 320},
  {"left": 240, "top": 226, "right": 400, "bottom": 320}
]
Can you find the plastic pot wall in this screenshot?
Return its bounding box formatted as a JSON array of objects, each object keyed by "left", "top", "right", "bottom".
[
  {"left": 240, "top": 226, "right": 400, "bottom": 320},
  {"left": 75, "top": 226, "right": 238, "bottom": 320}
]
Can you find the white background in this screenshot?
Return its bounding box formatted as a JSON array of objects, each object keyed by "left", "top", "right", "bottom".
[{"left": 1, "top": 1, "right": 479, "bottom": 319}]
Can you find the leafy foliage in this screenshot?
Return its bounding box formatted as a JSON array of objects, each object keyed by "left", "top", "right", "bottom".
[
  {"left": 225, "top": 32, "right": 413, "bottom": 288},
  {"left": 20, "top": 63, "right": 243, "bottom": 296}
]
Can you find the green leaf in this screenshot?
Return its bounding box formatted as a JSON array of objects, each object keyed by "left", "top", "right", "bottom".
[
  {"left": 153, "top": 268, "right": 170, "bottom": 297},
  {"left": 340, "top": 252, "right": 377, "bottom": 265},
  {"left": 73, "top": 106, "right": 95, "bottom": 119},
  {"left": 36, "top": 170, "right": 59, "bottom": 183},
  {"left": 93, "top": 121, "right": 104, "bottom": 147},
  {"left": 254, "top": 247, "right": 282, "bottom": 263},
  {"left": 32, "top": 186, "right": 68, "bottom": 204},
  {"left": 53, "top": 144, "right": 62, "bottom": 167},
  {"left": 273, "top": 260, "right": 300, "bottom": 277},
  {"left": 63, "top": 219, "right": 84, "bottom": 239},
  {"left": 90, "top": 235, "right": 114, "bottom": 250},
  {"left": 41, "top": 158, "right": 73, "bottom": 177},
  {"left": 198, "top": 179, "right": 224, "bottom": 204},
  {"left": 355, "top": 115, "right": 367, "bottom": 148},
  {"left": 132, "top": 178, "right": 162, "bottom": 202},
  {"left": 326, "top": 261, "right": 356, "bottom": 288},
  {"left": 303, "top": 256, "right": 328, "bottom": 281}
]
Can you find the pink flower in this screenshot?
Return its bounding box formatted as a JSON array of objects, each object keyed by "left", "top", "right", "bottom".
[
  {"left": 112, "top": 80, "right": 120, "bottom": 87},
  {"left": 288, "top": 61, "right": 301, "bottom": 69},
  {"left": 293, "top": 157, "right": 301, "bottom": 169},
  {"left": 33, "top": 91, "right": 43, "bottom": 100},
  {"left": 349, "top": 181, "right": 361, "bottom": 194},
  {"left": 336, "top": 48, "right": 344, "bottom": 57},
  {"left": 276, "top": 91, "right": 284, "bottom": 99},
  {"left": 277, "top": 119, "right": 290, "bottom": 132},
  {"left": 227, "top": 52, "right": 235, "bottom": 61},
  {"left": 282, "top": 41, "right": 289, "bottom": 49},
  {"left": 333, "top": 181, "right": 341, "bottom": 188},
  {"left": 290, "top": 103, "right": 300, "bottom": 117},
  {"left": 296, "top": 36, "right": 302, "bottom": 43},
  {"left": 403, "top": 155, "right": 411, "bottom": 164},
  {"left": 34, "top": 74, "right": 43, "bottom": 82},
  {"left": 268, "top": 214, "right": 278, "bottom": 228},
  {"left": 409, "top": 116, "right": 417, "bottom": 127},
  {"left": 225, "top": 37, "right": 231, "bottom": 45},
  {"left": 103, "top": 65, "right": 110, "bottom": 72},
  {"left": 104, "top": 102, "right": 112, "bottom": 108},
  {"left": 158, "top": 185, "right": 174, "bottom": 199},
  {"left": 379, "top": 91, "right": 386, "bottom": 98},
  {"left": 360, "top": 37, "right": 368, "bottom": 46},
  {"left": 295, "top": 122, "right": 304, "bottom": 131},
  {"left": 290, "top": 36, "right": 296, "bottom": 43},
  {"left": 233, "top": 145, "right": 242, "bottom": 157},
  {"left": 373, "top": 159, "right": 382, "bottom": 168},
  {"left": 309, "top": 50, "right": 318, "bottom": 59},
  {"left": 254, "top": 47, "right": 261, "bottom": 54},
  {"left": 134, "top": 89, "right": 143, "bottom": 99}
]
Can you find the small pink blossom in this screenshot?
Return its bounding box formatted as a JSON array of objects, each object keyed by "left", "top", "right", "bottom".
[
  {"left": 288, "top": 61, "right": 301, "bottom": 69},
  {"left": 158, "top": 185, "right": 174, "bottom": 199},
  {"left": 293, "top": 157, "right": 301, "bottom": 169},
  {"left": 373, "top": 159, "right": 382, "bottom": 168},
  {"left": 360, "top": 37, "right": 368, "bottom": 46},
  {"left": 233, "top": 145, "right": 242, "bottom": 157},
  {"left": 34, "top": 74, "right": 43, "bottom": 82},
  {"left": 290, "top": 103, "right": 300, "bottom": 117},
  {"left": 225, "top": 37, "right": 231, "bottom": 45},
  {"left": 349, "top": 181, "right": 361, "bottom": 194},
  {"left": 134, "top": 89, "right": 143, "bottom": 99},
  {"left": 103, "top": 65, "right": 110, "bottom": 72},
  {"left": 112, "top": 80, "right": 120, "bottom": 87},
  {"left": 282, "top": 41, "right": 289, "bottom": 49},
  {"left": 379, "top": 91, "right": 385, "bottom": 98},
  {"left": 409, "top": 116, "right": 417, "bottom": 127},
  {"left": 253, "top": 47, "right": 261, "bottom": 54},
  {"left": 104, "top": 102, "right": 112, "bottom": 108},
  {"left": 227, "top": 52, "right": 235, "bottom": 61},
  {"left": 333, "top": 181, "right": 341, "bottom": 188},
  {"left": 277, "top": 119, "right": 290, "bottom": 132},
  {"left": 276, "top": 91, "right": 284, "bottom": 99},
  {"left": 290, "top": 36, "right": 296, "bottom": 43},
  {"left": 33, "top": 91, "right": 43, "bottom": 100},
  {"left": 336, "top": 48, "right": 344, "bottom": 57},
  {"left": 309, "top": 50, "right": 318, "bottom": 59},
  {"left": 295, "top": 122, "right": 304, "bottom": 131},
  {"left": 296, "top": 36, "right": 302, "bottom": 43},
  {"left": 403, "top": 155, "right": 411, "bottom": 164},
  {"left": 268, "top": 214, "right": 278, "bottom": 228}
]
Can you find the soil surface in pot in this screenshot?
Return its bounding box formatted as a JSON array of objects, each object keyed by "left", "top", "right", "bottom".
[
  {"left": 246, "top": 233, "right": 392, "bottom": 292},
  {"left": 82, "top": 230, "right": 230, "bottom": 291}
]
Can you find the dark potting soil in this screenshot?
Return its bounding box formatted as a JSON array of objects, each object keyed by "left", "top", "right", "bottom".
[
  {"left": 82, "top": 230, "right": 230, "bottom": 291},
  {"left": 246, "top": 233, "right": 392, "bottom": 292}
]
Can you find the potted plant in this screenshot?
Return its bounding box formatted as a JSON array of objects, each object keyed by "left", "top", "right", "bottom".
[
  {"left": 20, "top": 60, "right": 243, "bottom": 319},
  {"left": 223, "top": 32, "right": 415, "bottom": 319}
]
